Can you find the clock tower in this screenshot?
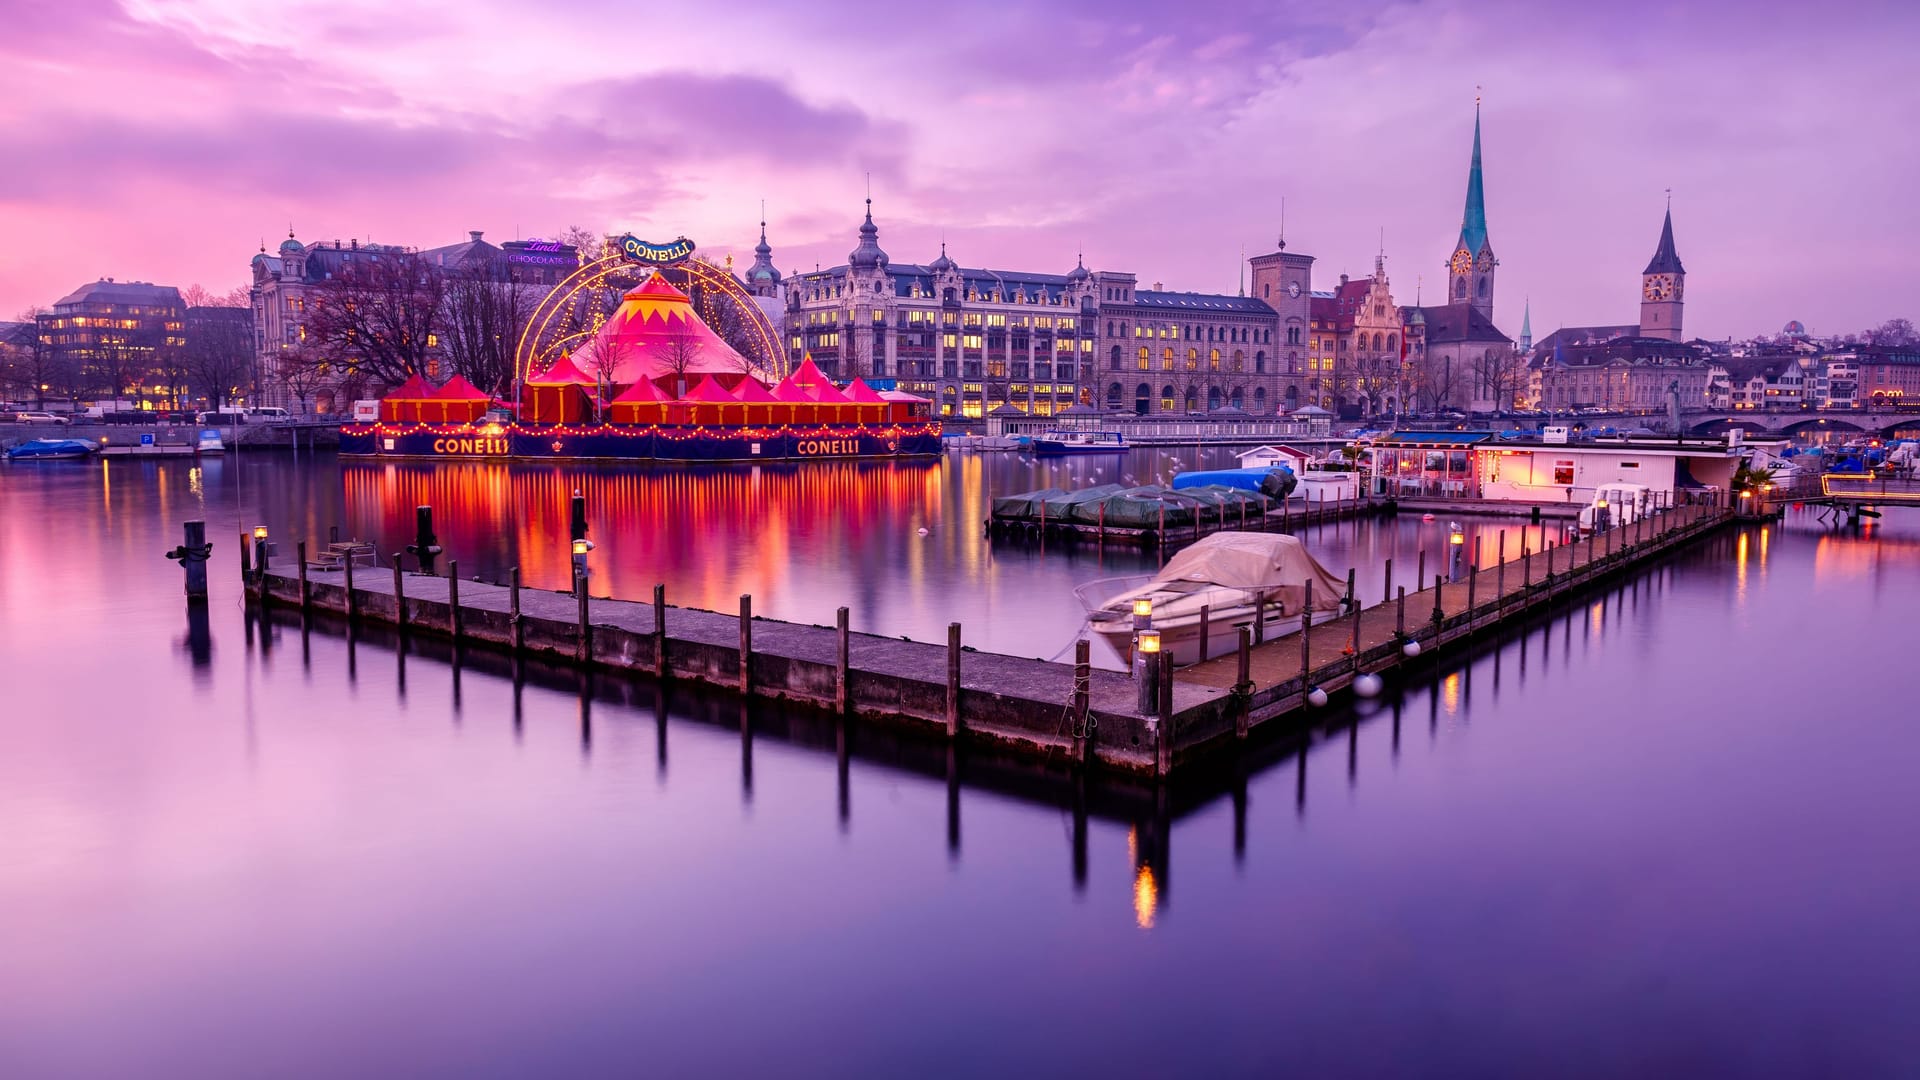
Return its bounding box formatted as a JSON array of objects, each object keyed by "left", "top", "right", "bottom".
[
  {"left": 1446, "top": 102, "right": 1496, "bottom": 322},
  {"left": 1639, "top": 203, "right": 1685, "bottom": 342}
]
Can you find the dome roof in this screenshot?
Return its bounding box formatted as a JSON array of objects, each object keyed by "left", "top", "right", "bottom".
[
  {"left": 1783, "top": 319, "right": 1808, "bottom": 337},
  {"left": 1406, "top": 307, "right": 1426, "bottom": 325},
  {"left": 928, "top": 242, "right": 955, "bottom": 273},
  {"left": 1066, "top": 254, "right": 1089, "bottom": 283},
  {"left": 278, "top": 236, "right": 305, "bottom": 255},
  {"left": 847, "top": 199, "right": 888, "bottom": 270}
]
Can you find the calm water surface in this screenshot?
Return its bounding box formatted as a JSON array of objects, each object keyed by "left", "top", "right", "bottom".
[{"left": 2, "top": 451, "right": 1917, "bottom": 1077}]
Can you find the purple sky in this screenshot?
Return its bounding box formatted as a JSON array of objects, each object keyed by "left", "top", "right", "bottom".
[{"left": 3, "top": 0, "right": 1913, "bottom": 339}]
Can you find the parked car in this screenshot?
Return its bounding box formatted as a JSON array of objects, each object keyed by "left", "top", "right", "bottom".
[
  {"left": 196, "top": 410, "right": 248, "bottom": 426},
  {"left": 246, "top": 407, "right": 291, "bottom": 421},
  {"left": 15, "top": 411, "right": 71, "bottom": 425}
]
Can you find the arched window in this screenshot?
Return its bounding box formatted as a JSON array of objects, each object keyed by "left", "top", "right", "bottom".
[
  {"left": 1387, "top": 334, "right": 1397, "bottom": 353},
  {"left": 1106, "top": 321, "right": 1114, "bottom": 336},
  {"left": 1230, "top": 387, "right": 1244, "bottom": 409},
  {"left": 1186, "top": 348, "right": 1199, "bottom": 371},
  {"left": 1207, "top": 386, "right": 1222, "bottom": 411},
  {"left": 1209, "top": 348, "right": 1220, "bottom": 371},
  {"left": 1284, "top": 386, "right": 1298, "bottom": 409},
  {"left": 1162, "top": 347, "right": 1174, "bottom": 370},
  {"left": 1255, "top": 350, "right": 1266, "bottom": 373},
  {"left": 1107, "top": 383, "right": 1123, "bottom": 408},
  {"left": 1453, "top": 278, "right": 1467, "bottom": 300},
  {"left": 1477, "top": 277, "right": 1489, "bottom": 298},
  {"left": 1232, "top": 349, "right": 1244, "bottom": 372},
  {"left": 1373, "top": 332, "right": 1384, "bottom": 351},
  {"left": 1110, "top": 345, "right": 1122, "bottom": 370},
  {"left": 1184, "top": 387, "right": 1199, "bottom": 413},
  {"left": 1161, "top": 384, "right": 1176, "bottom": 412},
  {"left": 1138, "top": 346, "right": 1149, "bottom": 370},
  {"left": 1264, "top": 283, "right": 1271, "bottom": 298},
  {"left": 1255, "top": 386, "right": 1268, "bottom": 412}
]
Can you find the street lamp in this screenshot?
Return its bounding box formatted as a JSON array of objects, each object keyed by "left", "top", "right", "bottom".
[
  {"left": 571, "top": 537, "right": 594, "bottom": 588},
  {"left": 252, "top": 525, "right": 270, "bottom": 575},
  {"left": 1136, "top": 629, "right": 1162, "bottom": 715},
  {"left": 1448, "top": 522, "right": 1465, "bottom": 581}
]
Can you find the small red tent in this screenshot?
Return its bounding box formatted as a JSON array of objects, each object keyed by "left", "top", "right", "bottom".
[
  {"left": 674, "top": 374, "right": 742, "bottom": 427},
  {"left": 378, "top": 372, "right": 437, "bottom": 423},
  {"left": 425, "top": 374, "right": 491, "bottom": 424},
  {"left": 842, "top": 378, "right": 890, "bottom": 425},
  {"left": 774, "top": 356, "right": 851, "bottom": 424},
  {"left": 730, "top": 377, "right": 781, "bottom": 426},
  {"left": 522, "top": 355, "right": 597, "bottom": 425},
  {"left": 609, "top": 376, "right": 667, "bottom": 426}
]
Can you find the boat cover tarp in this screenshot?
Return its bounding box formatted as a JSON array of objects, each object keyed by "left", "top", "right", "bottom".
[
  {"left": 1073, "top": 487, "right": 1196, "bottom": 528},
  {"left": 1037, "top": 483, "right": 1126, "bottom": 519},
  {"left": 1151, "top": 533, "right": 1345, "bottom": 615},
  {"left": 992, "top": 488, "right": 1069, "bottom": 521},
  {"left": 1171, "top": 467, "right": 1284, "bottom": 494}
]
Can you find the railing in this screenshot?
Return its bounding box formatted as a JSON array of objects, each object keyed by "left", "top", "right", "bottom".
[{"left": 1819, "top": 474, "right": 1920, "bottom": 502}]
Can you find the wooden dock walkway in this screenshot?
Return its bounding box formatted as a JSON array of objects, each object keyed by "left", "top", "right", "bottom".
[
  {"left": 241, "top": 495, "right": 1733, "bottom": 779},
  {"left": 1167, "top": 500, "right": 1734, "bottom": 764}
]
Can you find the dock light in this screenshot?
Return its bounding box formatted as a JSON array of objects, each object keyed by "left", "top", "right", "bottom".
[
  {"left": 1354, "top": 672, "right": 1384, "bottom": 698},
  {"left": 1739, "top": 490, "right": 1752, "bottom": 500},
  {"left": 1449, "top": 526, "right": 1465, "bottom": 545},
  {"left": 253, "top": 525, "right": 269, "bottom": 541},
  {"left": 1307, "top": 685, "right": 1330, "bottom": 708},
  {"left": 1133, "top": 597, "right": 1154, "bottom": 618},
  {"left": 571, "top": 538, "right": 591, "bottom": 557},
  {"left": 1138, "top": 630, "right": 1162, "bottom": 655},
  {"left": 1596, "top": 497, "right": 1608, "bottom": 509}
]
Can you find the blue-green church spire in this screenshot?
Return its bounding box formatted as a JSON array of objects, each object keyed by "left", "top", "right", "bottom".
[
  {"left": 1459, "top": 101, "right": 1490, "bottom": 257},
  {"left": 1446, "top": 95, "right": 1497, "bottom": 321}
]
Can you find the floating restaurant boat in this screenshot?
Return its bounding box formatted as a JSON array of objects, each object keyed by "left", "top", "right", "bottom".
[
  {"left": 1031, "top": 429, "right": 1128, "bottom": 455},
  {"left": 5, "top": 438, "right": 98, "bottom": 461},
  {"left": 340, "top": 272, "right": 940, "bottom": 462},
  {"left": 1081, "top": 533, "right": 1347, "bottom": 665}
]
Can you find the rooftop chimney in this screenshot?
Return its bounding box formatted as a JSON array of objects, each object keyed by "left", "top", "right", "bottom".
[{"left": 469, "top": 230, "right": 484, "bottom": 243}]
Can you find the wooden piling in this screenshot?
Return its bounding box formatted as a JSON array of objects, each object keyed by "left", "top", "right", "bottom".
[
  {"left": 509, "top": 567, "right": 522, "bottom": 651},
  {"left": 576, "top": 577, "right": 590, "bottom": 663},
  {"left": 1198, "top": 604, "right": 1211, "bottom": 664},
  {"left": 1349, "top": 590, "right": 1363, "bottom": 672},
  {"left": 1496, "top": 532, "right": 1506, "bottom": 608},
  {"left": 1234, "top": 628, "right": 1252, "bottom": 741},
  {"left": 1383, "top": 557, "right": 1393, "bottom": 604},
  {"left": 1396, "top": 586, "right": 1406, "bottom": 637},
  {"left": 946, "top": 622, "right": 962, "bottom": 738},
  {"left": 1300, "top": 580, "right": 1314, "bottom": 686},
  {"left": 1073, "top": 639, "right": 1093, "bottom": 761},
  {"left": 344, "top": 554, "right": 356, "bottom": 622},
  {"left": 835, "top": 606, "right": 850, "bottom": 715},
  {"left": 1466, "top": 539, "right": 1479, "bottom": 621},
  {"left": 448, "top": 560, "right": 461, "bottom": 641},
  {"left": 1417, "top": 549, "right": 1427, "bottom": 594},
  {"left": 297, "top": 541, "right": 309, "bottom": 611},
  {"left": 653, "top": 584, "right": 668, "bottom": 677},
  {"left": 392, "top": 556, "right": 407, "bottom": 631},
  {"left": 738, "top": 594, "right": 752, "bottom": 693},
  {"left": 239, "top": 529, "right": 251, "bottom": 583},
  {"left": 1254, "top": 589, "right": 1267, "bottom": 645},
  {"left": 1156, "top": 650, "right": 1174, "bottom": 776},
  {"left": 1344, "top": 567, "right": 1356, "bottom": 612}
]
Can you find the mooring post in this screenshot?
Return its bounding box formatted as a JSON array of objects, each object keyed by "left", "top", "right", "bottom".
[
  {"left": 1157, "top": 503, "right": 1166, "bottom": 552},
  {"left": 448, "top": 559, "right": 461, "bottom": 641},
  {"left": 1496, "top": 530, "right": 1507, "bottom": 607},
  {"left": 835, "top": 606, "right": 850, "bottom": 715},
  {"left": 1467, "top": 538, "right": 1479, "bottom": 620},
  {"left": 1300, "top": 591, "right": 1314, "bottom": 695},
  {"left": 1254, "top": 589, "right": 1267, "bottom": 645},
  {"left": 1417, "top": 548, "right": 1427, "bottom": 594},
  {"left": 946, "top": 622, "right": 962, "bottom": 738},
  {"left": 738, "top": 594, "right": 752, "bottom": 693},
  {"left": 1349, "top": 591, "right": 1363, "bottom": 673},
  {"left": 1344, "top": 567, "right": 1356, "bottom": 613},
  {"left": 409, "top": 505, "right": 440, "bottom": 575},
  {"left": 296, "top": 540, "right": 309, "bottom": 610},
  {"left": 1073, "top": 638, "right": 1093, "bottom": 762},
  {"left": 167, "top": 520, "right": 213, "bottom": 602},
  {"left": 576, "top": 575, "right": 590, "bottom": 664},
  {"left": 1097, "top": 501, "right": 1105, "bottom": 544},
  {"left": 344, "top": 552, "right": 357, "bottom": 622},
  {"left": 509, "top": 567, "right": 523, "bottom": 651},
  {"left": 653, "top": 584, "right": 667, "bottom": 677},
  {"left": 239, "top": 528, "right": 252, "bottom": 584},
  {"left": 1156, "top": 650, "right": 1174, "bottom": 777},
  {"left": 392, "top": 555, "right": 406, "bottom": 632},
  {"left": 1198, "top": 604, "right": 1211, "bottom": 663},
  {"left": 1234, "top": 628, "right": 1252, "bottom": 740},
  {"left": 1396, "top": 586, "right": 1406, "bottom": 637},
  {"left": 1522, "top": 539, "right": 1532, "bottom": 591},
  {"left": 1384, "top": 557, "right": 1393, "bottom": 604}
]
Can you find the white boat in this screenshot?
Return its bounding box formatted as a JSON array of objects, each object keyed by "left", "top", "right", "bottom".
[
  {"left": 196, "top": 428, "right": 226, "bottom": 454},
  {"left": 1032, "top": 429, "right": 1128, "bottom": 455},
  {"left": 1082, "top": 533, "right": 1348, "bottom": 666},
  {"left": 1577, "top": 482, "right": 1650, "bottom": 534}
]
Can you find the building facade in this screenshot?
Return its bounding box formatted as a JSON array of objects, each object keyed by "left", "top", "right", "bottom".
[
  {"left": 36, "top": 280, "right": 186, "bottom": 403},
  {"left": 781, "top": 206, "right": 1313, "bottom": 417}
]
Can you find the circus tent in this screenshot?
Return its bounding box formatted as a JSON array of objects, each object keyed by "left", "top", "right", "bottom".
[
  {"left": 569, "top": 272, "right": 767, "bottom": 393},
  {"left": 522, "top": 353, "right": 597, "bottom": 425}
]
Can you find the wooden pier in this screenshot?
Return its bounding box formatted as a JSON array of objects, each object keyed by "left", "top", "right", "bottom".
[
  {"left": 988, "top": 488, "right": 1382, "bottom": 550},
  {"left": 242, "top": 495, "right": 1734, "bottom": 778}
]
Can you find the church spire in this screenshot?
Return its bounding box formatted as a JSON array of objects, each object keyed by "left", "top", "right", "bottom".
[
  {"left": 1458, "top": 100, "right": 1490, "bottom": 256},
  {"left": 1519, "top": 297, "right": 1533, "bottom": 352},
  {"left": 1643, "top": 203, "right": 1684, "bottom": 275}
]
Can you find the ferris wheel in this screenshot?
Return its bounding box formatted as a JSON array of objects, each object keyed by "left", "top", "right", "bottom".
[{"left": 513, "top": 235, "right": 787, "bottom": 385}]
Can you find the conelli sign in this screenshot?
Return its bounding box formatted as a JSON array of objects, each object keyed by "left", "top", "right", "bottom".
[{"left": 617, "top": 235, "right": 695, "bottom": 265}]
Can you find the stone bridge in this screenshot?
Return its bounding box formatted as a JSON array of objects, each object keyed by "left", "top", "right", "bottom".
[{"left": 1676, "top": 408, "right": 1920, "bottom": 438}]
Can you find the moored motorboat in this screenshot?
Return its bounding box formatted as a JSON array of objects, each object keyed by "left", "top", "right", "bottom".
[
  {"left": 5, "top": 438, "right": 98, "bottom": 461},
  {"left": 1032, "top": 429, "right": 1127, "bottom": 455},
  {"left": 196, "top": 428, "right": 227, "bottom": 454},
  {"left": 1082, "top": 532, "right": 1347, "bottom": 665}
]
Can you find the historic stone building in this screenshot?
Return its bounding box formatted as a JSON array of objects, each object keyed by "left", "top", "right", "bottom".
[
  {"left": 781, "top": 206, "right": 1313, "bottom": 417},
  {"left": 1307, "top": 256, "right": 1412, "bottom": 414}
]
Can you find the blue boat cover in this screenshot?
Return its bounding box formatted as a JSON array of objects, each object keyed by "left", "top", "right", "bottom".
[{"left": 1171, "top": 467, "right": 1289, "bottom": 493}]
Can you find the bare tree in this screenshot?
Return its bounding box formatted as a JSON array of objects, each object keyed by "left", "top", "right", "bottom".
[
  {"left": 572, "top": 332, "right": 630, "bottom": 418},
  {"left": 88, "top": 331, "right": 151, "bottom": 405},
  {"left": 655, "top": 330, "right": 703, "bottom": 398},
  {"left": 1867, "top": 318, "right": 1917, "bottom": 348},
  {"left": 277, "top": 345, "right": 333, "bottom": 415},
  {"left": 1412, "top": 353, "right": 1461, "bottom": 413},
  {"left": 1471, "top": 346, "right": 1528, "bottom": 413},
  {"left": 304, "top": 250, "right": 445, "bottom": 388},
  {"left": 557, "top": 225, "right": 608, "bottom": 266},
  {"left": 440, "top": 265, "right": 537, "bottom": 398},
  {"left": 184, "top": 304, "right": 255, "bottom": 411}
]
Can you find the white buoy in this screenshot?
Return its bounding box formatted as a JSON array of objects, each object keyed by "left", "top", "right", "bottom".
[
  {"left": 1354, "top": 672, "right": 1383, "bottom": 698},
  {"left": 1307, "top": 686, "right": 1330, "bottom": 708},
  {"left": 1401, "top": 638, "right": 1422, "bottom": 658},
  {"left": 917, "top": 527, "right": 930, "bottom": 537}
]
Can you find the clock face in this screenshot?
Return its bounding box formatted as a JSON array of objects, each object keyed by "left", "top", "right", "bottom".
[
  {"left": 1449, "top": 249, "right": 1473, "bottom": 275},
  {"left": 1287, "top": 281, "right": 1302, "bottom": 299},
  {"left": 1644, "top": 274, "right": 1672, "bottom": 301}
]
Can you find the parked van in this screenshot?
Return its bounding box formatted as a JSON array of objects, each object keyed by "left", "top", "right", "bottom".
[
  {"left": 247, "top": 407, "right": 291, "bottom": 421},
  {"left": 196, "top": 410, "right": 248, "bottom": 426}
]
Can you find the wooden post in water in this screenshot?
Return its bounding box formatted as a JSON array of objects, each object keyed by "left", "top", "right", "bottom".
[
  {"left": 1349, "top": 590, "right": 1363, "bottom": 674},
  {"left": 1344, "top": 567, "right": 1356, "bottom": 613},
  {"left": 738, "top": 594, "right": 752, "bottom": 693},
  {"left": 1466, "top": 538, "right": 1479, "bottom": 621},
  {"left": 1417, "top": 549, "right": 1427, "bottom": 595},
  {"left": 835, "top": 607, "right": 851, "bottom": 715},
  {"left": 1396, "top": 586, "right": 1406, "bottom": 637},
  {"left": 344, "top": 553, "right": 356, "bottom": 622},
  {"left": 1522, "top": 539, "right": 1532, "bottom": 590},
  {"left": 448, "top": 560, "right": 462, "bottom": 641},
  {"left": 1097, "top": 502, "right": 1105, "bottom": 545},
  {"left": 1073, "top": 639, "right": 1093, "bottom": 761},
  {"left": 1157, "top": 503, "right": 1166, "bottom": 553},
  {"left": 1156, "top": 650, "right": 1174, "bottom": 777},
  {"left": 653, "top": 584, "right": 668, "bottom": 677},
  {"left": 392, "top": 556, "right": 407, "bottom": 631},
  {"left": 1496, "top": 530, "right": 1507, "bottom": 608},
  {"left": 296, "top": 540, "right": 309, "bottom": 611},
  {"left": 946, "top": 623, "right": 962, "bottom": 738},
  {"left": 1198, "top": 604, "right": 1211, "bottom": 664},
  {"left": 239, "top": 529, "right": 252, "bottom": 584},
  {"left": 509, "top": 567, "right": 522, "bottom": 652},
  {"left": 1299, "top": 581, "right": 1314, "bottom": 694},
  {"left": 576, "top": 576, "right": 590, "bottom": 664},
  {"left": 1234, "top": 628, "right": 1252, "bottom": 741},
  {"left": 1254, "top": 589, "right": 1267, "bottom": 645},
  {"left": 1383, "top": 557, "right": 1393, "bottom": 604}
]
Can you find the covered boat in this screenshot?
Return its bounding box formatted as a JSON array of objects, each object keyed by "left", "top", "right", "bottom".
[
  {"left": 6, "top": 438, "right": 98, "bottom": 461},
  {"left": 992, "top": 488, "right": 1069, "bottom": 521},
  {"left": 1083, "top": 533, "right": 1347, "bottom": 665}
]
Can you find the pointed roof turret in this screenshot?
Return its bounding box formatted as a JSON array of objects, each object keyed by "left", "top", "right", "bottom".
[
  {"left": 1643, "top": 205, "right": 1684, "bottom": 275},
  {"left": 847, "top": 198, "right": 889, "bottom": 270},
  {"left": 1457, "top": 103, "right": 1491, "bottom": 257},
  {"left": 747, "top": 215, "right": 781, "bottom": 285},
  {"left": 1519, "top": 298, "right": 1533, "bottom": 351},
  {"left": 928, "top": 241, "right": 955, "bottom": 273},
  {"left": 1066, "top": 249, "right": 1089, "bottom": 283}
]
